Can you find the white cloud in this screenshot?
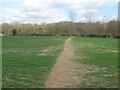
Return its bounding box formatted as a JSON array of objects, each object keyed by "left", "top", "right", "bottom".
[
  {"left": 23, "top": 0, "right": 119, "bottom": 10},
  {"left": 0, "top": 0, "right": 119, "bottom": 23},
  {"left": 21, "top": 0, "right": 118, "bottom": 22},
  {"left": 76, "top": 9, "right": 97, "bottom": 15},
  {"left": 0, "top": 0, "right": 24, "bottom": 2},
  {"left": 26, "top": 8, "right": 59, "bottom": 18},
  {"left": 23, "top": 0, "right": 53, "bottom": 9},
  {"left": 0, "top": 8, "right": 26, "bottom": 23}
]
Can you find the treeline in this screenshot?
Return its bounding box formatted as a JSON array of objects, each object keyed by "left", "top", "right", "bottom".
[{"left": 1, "top": 20, "right": 119, "bottom": 38}]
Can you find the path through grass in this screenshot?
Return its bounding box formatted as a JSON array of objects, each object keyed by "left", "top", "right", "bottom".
[
  {"left": 2, "top": 36, "right": 118, "bottom": 88},
  {"left": 2, "top": 36, "right": 67, "bottom": 88},
  {"left": 73, "top": 37, "right": 118, "bottom": 88}
]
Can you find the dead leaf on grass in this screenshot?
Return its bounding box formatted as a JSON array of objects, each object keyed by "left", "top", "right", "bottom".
[
  {"left": 106, "top": 50, "right": 118, "bottom": 53},
  {"left": 38, "top": 53, "right": 48, "bottom": 56},
  {"left": 103, "top": 75, "right": 113, "bottom": 77},
  {"left": 75, "top": 56, "right": 90, "bottom": 59}
]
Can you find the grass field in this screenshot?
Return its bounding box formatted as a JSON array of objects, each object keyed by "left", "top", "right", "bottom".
[
  {"left": 73, "top": 37, "right": 118, "bottom": 88},
  {"left": 2, "top": 36, "right": 67, "bottom": 88},
  {"left": 2, "top": 36, "right": 118, "bottom": 88}
]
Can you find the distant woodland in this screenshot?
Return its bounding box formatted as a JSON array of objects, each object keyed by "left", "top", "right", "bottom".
[{"left": 1, "top": 20, "right": 119, "bottom": 38}]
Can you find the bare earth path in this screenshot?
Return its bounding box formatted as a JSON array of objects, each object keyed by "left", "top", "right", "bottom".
[
  {"left": 45, "top": 37, "right": 82, "bottom": 88},
  {"left": 45, "top": 37, "right": 99, "bottom": 88}
]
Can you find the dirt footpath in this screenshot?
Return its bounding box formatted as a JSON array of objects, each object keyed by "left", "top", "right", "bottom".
[{"left": 45, "top": 37, "right": 99, "bottom": 88}]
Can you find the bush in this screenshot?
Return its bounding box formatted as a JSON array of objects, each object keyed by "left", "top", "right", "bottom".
[{"left": 12, "top": 29, "right": 17, "bottom": 35}]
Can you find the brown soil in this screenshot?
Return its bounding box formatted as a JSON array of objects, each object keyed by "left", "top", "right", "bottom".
[{"left": 45, "top": 37, "right": 99, "bottom": 88}]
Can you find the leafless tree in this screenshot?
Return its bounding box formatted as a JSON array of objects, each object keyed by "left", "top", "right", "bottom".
[
  {"left": 69, "top": 10, "right": 76, "bottom": 22},
  {"left": 84, "top": 10, "right": 95, "bottom": 22},
  {"left": 69, "top": 10, "right": 77, "bottom": 35},
  {"left": 83, "top": 10, "right": 95, "bottom": 34}
]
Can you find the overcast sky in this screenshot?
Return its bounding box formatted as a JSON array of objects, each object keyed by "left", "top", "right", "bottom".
[{"left": 0, "top": 0, "right": 119, "bottom": 24}]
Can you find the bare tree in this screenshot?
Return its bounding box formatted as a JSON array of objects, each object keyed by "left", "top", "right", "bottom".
[
  {"left": 69, "top": 10, "right": 76, "bottom": 22},
  {"left": 69, "top": 10, "right": 77, "bottom": 35},
  {"left": 83, "top": 10, "right": 95, "bottom": 34},
  {"left": 102, "top": 16, "right": 109, "bottom": 22},
  {"left": 10, "top": 21, "right": 20, "bottom": 28},
  {"left": 84, "top": 10, "right": 95, "bottom": 22}
]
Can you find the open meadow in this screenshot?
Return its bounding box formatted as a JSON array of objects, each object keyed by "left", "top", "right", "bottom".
[
  {"left": 2, "top": 36, "right": 118, "bottom": 88},
  {"left": 1, "top": 0, "right": 119, "bottom": 88},
  {"left": 2, "top": 36, "right": 67, "bottom": 88},
  {"left": 72, "top": 37, "right": 118, "bottom": 88}
]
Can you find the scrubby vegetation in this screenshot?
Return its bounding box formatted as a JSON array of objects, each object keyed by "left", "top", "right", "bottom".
[{"left": 1, "top": 20, "right": 119, "bottom": 38}]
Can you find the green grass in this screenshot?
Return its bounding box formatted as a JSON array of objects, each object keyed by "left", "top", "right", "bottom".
[
  {"left": 2, "top": 36, "right": 67, "bottom": 88},
  {"left": 73, "top": 37, "right": 118, "bottom": 88},
  {"left": 2, "top": 36, "right": 118, "bottom": 88}
]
